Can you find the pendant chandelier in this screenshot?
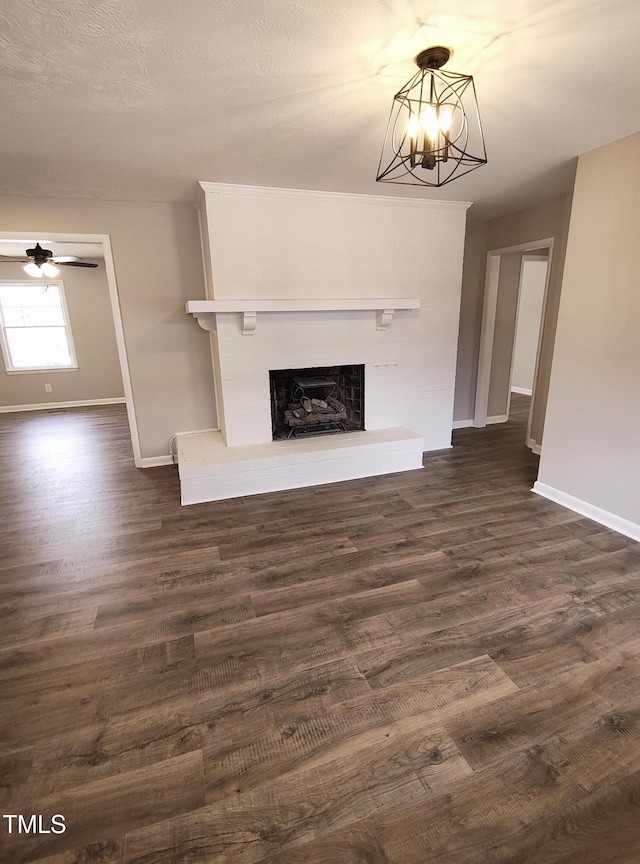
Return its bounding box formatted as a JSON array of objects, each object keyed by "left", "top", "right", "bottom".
[{"left": 376, "top": 46, "right": 487, "bottom": 188}]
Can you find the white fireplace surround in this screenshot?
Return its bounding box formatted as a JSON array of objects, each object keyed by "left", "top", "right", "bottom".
[
  {"left": 175, "top": 182, "right": 469, "bottom": 504},
  {"left": 189, "top": 303, "right": 428, "bottom": 449},
  {"left": 177, "top": 303, "right": 427, "bottom": 503}
]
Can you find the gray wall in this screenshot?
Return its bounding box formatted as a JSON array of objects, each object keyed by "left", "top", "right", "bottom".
[
  {"left": 537, "top": 133, "right": 640, "bottom": 527},
  {"left": 487, "top": 252, "right": 521, "bottom": 419},
  {"left": 454, "top": 194, "right": 573, "bottom": 443},
  {"left": 0, "top": 196, "right": 216, "bottom": 460},
  {"left": 453, "top": 219, "right": 487, "bottom": 422},
  {"left": 0, "top": 259, "right": 124, "bottom": 407},
  {"left": 486, "top": 195, "right": 573, "bottom": 445}
]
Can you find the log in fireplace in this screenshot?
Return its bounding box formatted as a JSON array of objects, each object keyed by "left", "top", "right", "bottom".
[{"left": 269, "top": 365, "right": 365, "bottom": 440}]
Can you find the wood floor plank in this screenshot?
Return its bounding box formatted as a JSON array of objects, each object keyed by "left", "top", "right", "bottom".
[
  {"left": 121, "top": 716, "right": 471, "bottom": 864},
  {"left": 93, "top": 587, "right": 255, "bottom": 631},
  {"left": 0, "top": 605, "right": 98, "bottom": 649},
  {"left": 5, "top": 658, "right": 371, "bottom": 801},
  {"left": 357, "top": 592, "right": 590, "bottom": 689},
  {"left": 446, "top": 651, "right": 640, "bottom": 770},
  {"left": 250, "top": 552, "right": 448, "bottom": 617},
  {"left": 202, "top": 655, "right": 514, "bottom": 804},
  {"left": 376, "top": 760, "right": 640, "bottom": 864},
  {"left": 255, "top": 826, "right": 391, "bottom": 864},
  {"left": 0, "top": 750, "right": 205, "bottom": 863},
  {"left": 369, "top": 749, "right": 594, "bottom": 863},
  {"left": 0, "top": 636, "right": 196, "bottom": 748},
  {"left": 194, "top": 589, "right": 407, "bottom": 677},
  {"left": 484, "top": 768, "right": 640, "bottom": 864}
]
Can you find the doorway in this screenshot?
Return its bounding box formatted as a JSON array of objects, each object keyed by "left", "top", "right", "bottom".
[
  {"left": 0, "top": 231, "right": 141, "bottom": 465},
  {"left": 474, "top": 238, "right": 553, "bottom": 454}
]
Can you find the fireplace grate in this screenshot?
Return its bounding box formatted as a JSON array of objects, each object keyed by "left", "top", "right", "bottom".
[
  {"left": 285, "top": 377, "right": 347, "bottom": 438},
  {"left": 287, "top": 422, "right": 347, "bottom": 438},
  {"left": 270, "top": 364, "right": 365, "bottom": 441}
]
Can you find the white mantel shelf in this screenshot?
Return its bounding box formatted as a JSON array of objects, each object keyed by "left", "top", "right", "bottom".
[{"left": 185, "top": 298, "right": 420, "bottom": 335}]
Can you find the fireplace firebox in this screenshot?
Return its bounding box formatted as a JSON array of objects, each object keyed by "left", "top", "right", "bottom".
[{"left": 269, "top": 365, "right": 365, "bottom": 440}]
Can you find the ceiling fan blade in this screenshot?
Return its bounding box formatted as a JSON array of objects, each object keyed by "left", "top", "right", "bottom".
[
  {"left": 0, "top": 255, "right": 29, "bottom": 262},
  {"left": 58, "top": 261, "right": 99, "bottom": 268}
]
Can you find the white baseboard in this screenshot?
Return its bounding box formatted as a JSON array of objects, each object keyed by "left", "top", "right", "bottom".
[
  {"left": 452, "top": 419, "right": 474, "bottom": 429},
  {"left": 0, "top": 397, "right": 126, "bottom": 414},
  {"left": 527, "top": 438, "right": 541, "bottom": 455},
  {"left": 511, "top": 386, "right": 533, "bottom": 396},
  {"left": 139, "top": 455, "right": 175, "bottom": 468},
  {"left": 532, "top": 481, "right": 640, "bottom": 543},
  {"left": 486, "top": 414, "right": 508, "bottom": 425}
]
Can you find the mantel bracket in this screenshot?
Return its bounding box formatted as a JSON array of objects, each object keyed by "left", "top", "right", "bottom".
[
  {"left": 193, "top": 313, "right": 216, "bottom": 332},
  {"left": 242, "top": 311, "right": 257, "bottom": 335},
  {"left": 376, "top": 309, "right": 396, "bottom": 330}
]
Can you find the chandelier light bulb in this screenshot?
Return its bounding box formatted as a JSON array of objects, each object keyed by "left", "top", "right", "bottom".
[{"left": 422, "top": 106, "right": 441, "bottom": 141}]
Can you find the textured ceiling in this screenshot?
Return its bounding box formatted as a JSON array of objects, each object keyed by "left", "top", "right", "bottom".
[
  {"left": 0, "top": 240, "right": 103, "bottom": 258},
  {"left": 2, "top": 0, "right": 640, "bottom": 219}
]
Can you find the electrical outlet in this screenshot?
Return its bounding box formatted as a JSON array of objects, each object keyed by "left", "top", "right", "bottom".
[{"left": 44, "top": 384, "right": 52, "bottom": 393}]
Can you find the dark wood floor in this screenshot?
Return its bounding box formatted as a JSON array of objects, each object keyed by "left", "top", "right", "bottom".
[{"left": 1, "top": 396, "right": 640, "bottom": 863}]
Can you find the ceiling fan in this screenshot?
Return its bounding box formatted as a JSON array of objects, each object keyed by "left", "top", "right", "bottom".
[{"left": 0, "top": 243, "right": 99, "bottom": 277}]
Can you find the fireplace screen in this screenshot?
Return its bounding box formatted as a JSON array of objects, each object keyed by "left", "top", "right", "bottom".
[{"left": 269, "top": 365, "right": 365, "bottom": 440}]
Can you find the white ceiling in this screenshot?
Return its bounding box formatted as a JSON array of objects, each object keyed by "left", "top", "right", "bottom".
[
  {"left": 0, "top": 240, "right": 103, "bottom": 259},
  {"left": 2, "top": 0, "right": 640, "bottom": 220}
]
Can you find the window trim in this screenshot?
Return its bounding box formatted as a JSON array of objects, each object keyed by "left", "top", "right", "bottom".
[{"left": 0, "top": 279, "right": 79, "bottom": 373}]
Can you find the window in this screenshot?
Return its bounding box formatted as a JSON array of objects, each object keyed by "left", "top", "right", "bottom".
[{"left": 0, "top": 281, "right": 77, "bottom": 372}]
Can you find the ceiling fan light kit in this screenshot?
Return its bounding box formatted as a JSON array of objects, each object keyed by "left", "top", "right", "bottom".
[
  {"left": 376, "top": 46, "right": 487, "bottom": 188},
  {"left": 23, "top": 261, "right": 47, "bottom": 278}
]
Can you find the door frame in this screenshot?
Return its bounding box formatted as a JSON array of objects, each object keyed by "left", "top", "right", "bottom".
[
  {"left": 474, "top": 237, "right": 554, "bottom": 453},
  {"left": 0, "top": 230, "right": 142, "bottom": 466}
]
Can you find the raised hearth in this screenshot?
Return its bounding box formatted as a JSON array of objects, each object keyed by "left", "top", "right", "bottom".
[{"left": 177, "top": 427, "right": 423, "bottom": 505}]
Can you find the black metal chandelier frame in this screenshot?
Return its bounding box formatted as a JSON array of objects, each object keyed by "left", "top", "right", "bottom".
[{"left": 376, "top": 46, "right": 487, "bottom": 188}]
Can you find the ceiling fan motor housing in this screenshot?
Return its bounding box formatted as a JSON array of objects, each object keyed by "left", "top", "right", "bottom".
[{"left": 26, "top": 244, "right": 52, "bottom": 260}]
